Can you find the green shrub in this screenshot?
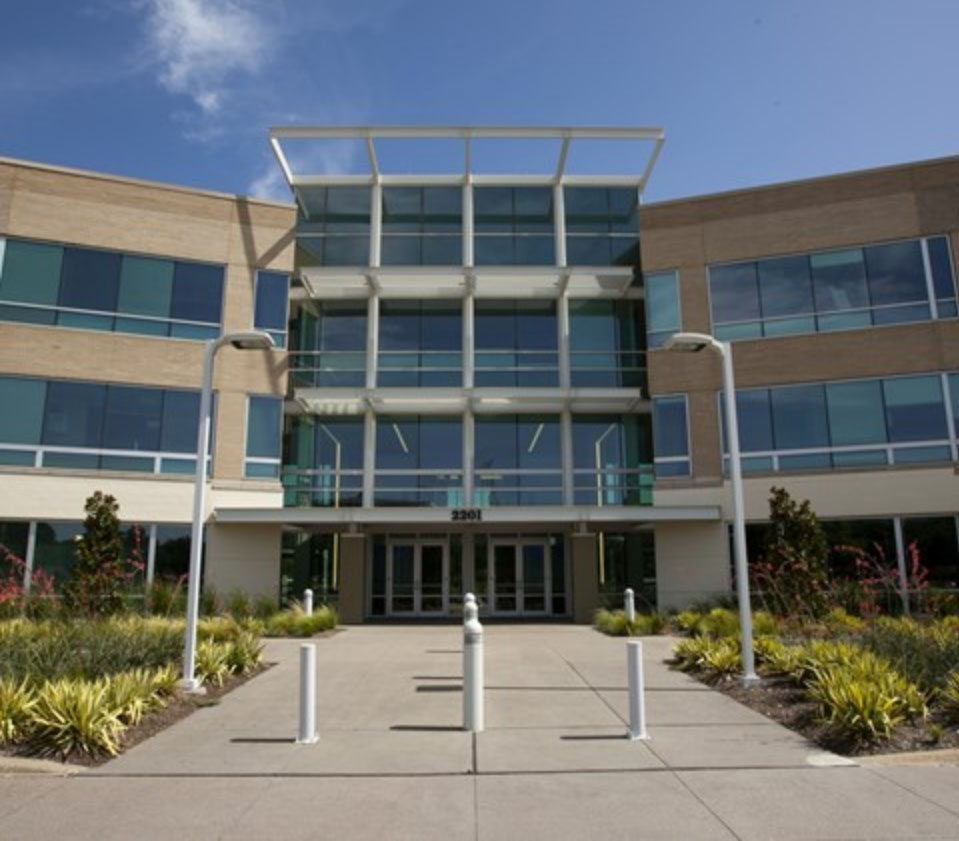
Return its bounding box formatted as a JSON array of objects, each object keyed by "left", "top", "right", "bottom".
[
  {"left": 863, "top": 617, "right": 959, "bottom": 692},
  {"left": 631, "top": 612, "right": 667, "bottom": 636},
  {"left": 674, "top": 611, "right": 703, "bottom": 634},
  {"left": 823, "top": 607, "right": 866, "bottom": 635},
  {"left": 699, "top": 640, "right": 742, "bottom": 684},
  {"left": 226, "top": 590, "right": 252, "bottom": 621},
  {"left": 226, "top": 631, "right": 264, "bottom": 675},
  {"left": 940, "top": 673, "right": 959, "bottom": 725},
  {"left": 264, "top": 605, "right": 337, "bottom": 637},
  {"left": 104, "top": 669, "right": 160, "bottom": 726},
  {"left": 808, "top": 666, "right": 905, "bottom": 744},
  {"left": 752, "top": 611, "right": 779, "bottom": 637},
  {"left": 672, "top": 636, "right": 716, "bottom": 671},
  {"left": 253, "top": 594, "right": 277, "bottom": 621},
  {"left": 697, "top": 608, "right": 739, "bottom": 639},
  {"left": 194, "top": 640, "right": 231, "bottom": 687},
  {"left": 30, "top": 679, "right": 124, "bottom": 758},
  {"left": 593, "top": 609, "right": 628, "bottom": 635},
  {"left": 196, "top": 615, "right": 243, "bottom": 643},
  {"left": 0, "top": 677, "right": 37, "bottom": 745},
  {"left": 199, "top": 587, "right": 220, "bottom": 618},
  {"left": 150, "top": 664, "right": 180, "bottom": 698}
]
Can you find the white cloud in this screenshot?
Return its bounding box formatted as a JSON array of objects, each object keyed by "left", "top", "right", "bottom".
[
  {"left": 247, "top": 159, "right": 290, "bottom": 202},
  {"left": 144, "top": 0, "right": 273, "bottom": 113},
  {"left": 246, "top": 140, "right": 362, "bottom": 201}
]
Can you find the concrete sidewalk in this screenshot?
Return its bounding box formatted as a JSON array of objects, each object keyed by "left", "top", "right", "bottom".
[{"left": 1, "top": 625, "right": 958, "bottom": 840}]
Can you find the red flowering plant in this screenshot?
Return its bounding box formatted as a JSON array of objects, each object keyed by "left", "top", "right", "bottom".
[
  {"left": 0, "top": 545, "right": 56, "bottom": 619},
  {"left": 829, "top": 540, "right": 929, "bottom": 617}
]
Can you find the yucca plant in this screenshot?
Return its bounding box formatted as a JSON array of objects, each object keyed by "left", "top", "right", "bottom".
[
  {"left": 697, "top": 608, "right": 739, "bottom": 639},
  {"left": 807, "top": 665, "right": 905, "bottom": 744},
  {"left": 151, "top": 664, "right": 180, "bottom": 698},
  {"left": 105, "top": 669, "right": 162, "bottom": 726},
  {"left": 940, "top": 673, "right": 959, "bottom": 724},
  {"left": 226, "top": 631, "right": 264, "bottom": 675},
  {"left": 672, "top": 636, "right": 716, "bottom": 671},
  {"left": 0, "top": 676, "right": 37, "bottom": 745},
  {"left": 699, "top": 640, "right": 742, "bottom": 684},
  {"left": 194, "top": 640, "right": 232, "bottom": 687},
  {"left": 673, "top": 611, "right": 703, "bottom": 635},
  {"left": 31, "top": 679, "right": 124, "bottom": 758}
]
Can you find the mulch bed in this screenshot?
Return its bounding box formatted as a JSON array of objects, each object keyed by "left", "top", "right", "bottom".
[
  {"left": 2, "top": 663, "right": 274, "bottom": 768},
  {"left": 711, "top": 672, "right": 959, "bottom": 756}
]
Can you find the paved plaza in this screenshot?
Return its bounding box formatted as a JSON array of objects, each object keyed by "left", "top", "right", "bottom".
[{"left": 1, "top": 625, "right": 958, "bottom": 840}]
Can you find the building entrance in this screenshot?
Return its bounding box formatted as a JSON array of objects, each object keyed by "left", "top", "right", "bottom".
[
  {"left": 487, "top": 539, "right": 551, "bottom": 616},
  {"left": 386, "top": 538, "right": 449, "bottom": 616}
]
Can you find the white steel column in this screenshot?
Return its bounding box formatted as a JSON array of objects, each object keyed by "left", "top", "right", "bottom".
[
  {"left": 463, "top": 288, "right": 475, "bottom": 389},
  {"left": 145, "top": 523, "right": 158, "bottom": 586},
  {"left": 561, "top": 409, "right": 574, "bottom": 506},
  {"left": 23, "top": 520, "right": 37, "bottom": 594},
  {"left": 558, "top": 293, "right": 571, "bottom": 389},
  {"left": 463, "top": 409, "right": 475, "bottom": 507},
  {"left": 942, "top": 373, "right": 958, "bottom": 463},
  {"left": 370, "top": 182, "right": 383, "bottom": 269},
  {"left": 366, "top": 291, "right": 379, "bottom": 390},
  {"left": 893, "top": 517, "right": 910, "bottom": 616},
  {"left": 463, "top": 177, "right": 474, "bottom": 268},
  {"left": 553, "top": 183, "right": 567, "bottom": 268},
  {"left": 362, "top": 409, "right": 376, "bottom": 507},
  {"left": 921, "top": 238, "right": 939, "bottom": 320}
]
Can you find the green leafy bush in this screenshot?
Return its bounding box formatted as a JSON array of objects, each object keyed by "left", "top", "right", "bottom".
[
  {"left": 594, "top": 609, "right": 666, "bottom": 637},
  {"left": 226, "top": 590, "right": 252, "bottom": 621},
  {"left": 674, "top": 611, "right": 703, "bottom": 634},
  {"left": 752, "top": 611, "right": 779, "bottom": 636},
  {"left": 672, "top": 636, "right": 718, "bottom": 671},
  {"left": 863, "top": 617, "right": 959, "bottom": 692},
  {"left": 265, "top": 605, "right": 338, "bottom": 637},
  {"left": 699, "top": 640, "right": 742, "bottom": 683},
  {"left": 226, "top": 631, "right": 264, "bottom": 675},
  {"left": 253, "top": 594, "right": 277, "bottom": 621},
  {"left": 0, "top": 677, "right": 37, "bottom": 745},
  {"left": 807, "top": 666, "right": 906, "bottom": 743}
]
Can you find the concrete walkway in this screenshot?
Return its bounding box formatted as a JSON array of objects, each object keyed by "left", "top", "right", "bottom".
[{"left": 2, "top": 625, "right": 958, "bottom": 840}]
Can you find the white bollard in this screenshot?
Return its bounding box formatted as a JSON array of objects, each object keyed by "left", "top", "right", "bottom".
[
  {"left": 462, "top": 594, "right": 484, "bottom": 733},
  {"left": 296, "top": 643, "right": 319, "bottom": 744},
  {"left": 627, "top": 639, "right": 648, "bottom": 741},
  {"left": 624, "top": 587, "right": 635, "bottom": 624},
  {"left": 303, "top": 588, "right": 314, "bottom": 616}
]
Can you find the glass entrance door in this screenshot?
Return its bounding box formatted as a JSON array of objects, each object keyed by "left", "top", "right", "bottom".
[
  {"left": 488, "top": 540, "right": 551, "bottom": 616},
  {"left": 387, "top": 540, "right": 449, "bottom": 616}
]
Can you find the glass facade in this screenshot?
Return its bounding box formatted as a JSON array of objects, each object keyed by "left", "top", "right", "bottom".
[
  {"left": 644, "top": 270, "right": 680, "bottom": 349},
  {"left": 296, "top": 186, "right": 371, "bottom": 267},
  {"left": 709, "top": 236, "right": 957, "bottom": 340},
  {"left": 473, "top": 187, "right": 554, "bottom": 266},
  {"left": 375, "top": 416, "right": 463, "bottom": 506},
  {"left": 568, "top": 299, "right": 645, "bottom": 388},
  {"left": 0, "top": 376, "right": 204, "bottom": 474},
  {"left": 564, "top": 187, "right": 640, "bottom": 267},
  {"left": 382, "top": 187, "right": 462, "bottom": 266},
  {"left": 378, "top": 301, "right": 462, "bottom": 386},
  {"left": 289, "top": 301, "right": 367, "bottom": 388},
  {"left": 571, "top": 415, "right": 652, "bottom": 505},
  {"left": 721, "top": 373, "right": 957, "bottom": 473},
  {"left": 0, "top": 238, "right": 224, "bottom": 339},
  {"left": 284, "top": 416, "right": 364, "bottom": 508},
  {"left": 474, "top": 300, "right": 558, "bottom": 386},
  {"left": 474, "top": 415, "right": 562, "bottom": 506}
]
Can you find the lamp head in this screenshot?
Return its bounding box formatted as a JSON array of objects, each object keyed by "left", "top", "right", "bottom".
[
  {"left": 225, "top": 331, "right": 275, "bottom": 350},
  {"left": 663, "top": 332, "right": 721, "bottom": 354}
]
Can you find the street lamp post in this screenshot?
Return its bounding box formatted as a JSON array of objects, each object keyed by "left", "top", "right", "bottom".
[
  {"left": 663, "top": 332, "right": 759, "bottom": 687},
  {"left": 180, "top": 330, "right": 275, "bottom": 693}
]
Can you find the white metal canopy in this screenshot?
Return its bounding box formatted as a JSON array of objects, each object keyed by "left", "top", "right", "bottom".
[{"left": 269, "top": 125, "right": 666, "bottom": 189}]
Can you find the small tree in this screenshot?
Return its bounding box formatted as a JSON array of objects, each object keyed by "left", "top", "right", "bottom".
[
  {"left": 752, "top": 486, "right": 830, "bottom": 618},
  {"left": 65, "top": 492, "right": 143, "bottom": 617}
]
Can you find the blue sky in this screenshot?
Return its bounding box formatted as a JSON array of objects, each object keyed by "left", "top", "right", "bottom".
[{"left": 1, "top": 0, "right": 957, "bottom": 204}]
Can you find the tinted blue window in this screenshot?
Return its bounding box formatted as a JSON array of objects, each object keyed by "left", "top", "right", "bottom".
[
  {"left": 825, "top": 381, "right": 886, "bottom": 446},
  {"left": 653, "top": 397, "right": 687, "bottom": 459},
  {"left": 254, "top": 272, "right": 288, "bottom": 332},
  {"left": 171, "top": 262, "right": 223, "bottom": 324},
  {"left": 771, "top": 385, "right": 830, "bottom": 449},
  {"left": 810, "top": 249, "right": 869, "bottom": 312},
  {"left": 247, "top": 396, "right": 283, "bottom": 459},
  {"left": 0, "top": 377, "right": 46, "bottom": 445},
  {"left": 710, "top": 263, "right": 760, "bottom": 323},
  {"left": 864, "top": 241, "right": 926, "bottom": 305},
  {"left": 160, "top": 390, "right": 200, "bottom": 453},
  {"left": 758, "top": 256, "right": 813, "bottom": 317},
  {"left": 882, "top": 376, "right": 948, "bottom": 442},
  {"left": 928, "top": 237, "right": 956, "bottom": 300},
  {"left": 59, "top": 247, "right": 120, "bottom": 313},
  {"left": 102, "top": 386, "right": 163, "bottom": 451},
  {"left": 42, "top": 381, "right": 106, "bottom": 448}
]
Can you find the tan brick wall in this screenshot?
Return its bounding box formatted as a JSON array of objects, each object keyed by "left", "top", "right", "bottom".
[
  {"left": 0, "top": 158, "right": 296, "bottom": 483},
  {"left": 643, "top": 156, "right": 959, "bottom": 482}
]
